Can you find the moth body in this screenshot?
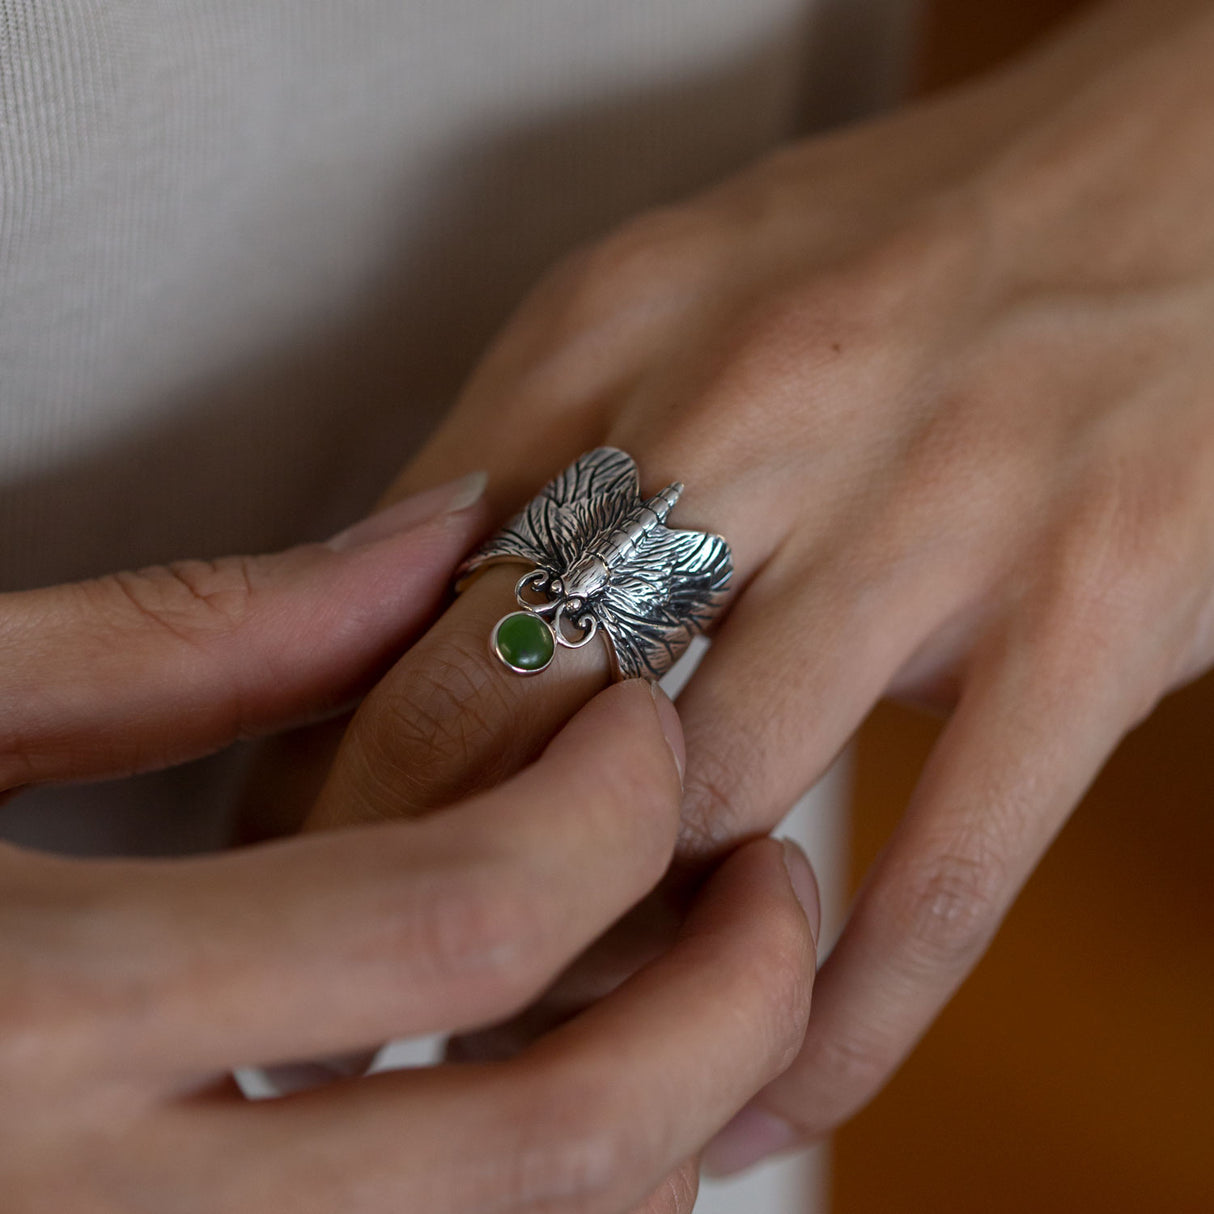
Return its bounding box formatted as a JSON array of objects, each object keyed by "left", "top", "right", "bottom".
[{"left": 562, "top": 482, "right": 684, "bottom": 604}]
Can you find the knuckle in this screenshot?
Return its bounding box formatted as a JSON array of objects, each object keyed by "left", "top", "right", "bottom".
[
  {"left": 853, "top": 198, "right": 981, "bottom": 298},
  {"left": 813, "top": 1026, "right": 888, "bottom": 1092},
  {"left": 794, "top": 1024, "right": 895, "bottom": 1130},
  {"left": 880, "top": 384, "right": 1033, "bottom": 536},
  {"left": 103, "top": 556, "right": 263, "bottom": 640},
  {"left": 713, "top": 203, "right": 970, "bottom": 369},
  {"left": 722, "top": 282, "right": 838, "bottom": 365},
  {"left": 634, "top": 286, "right": 876, "bottom": 479},
  {"left": 388, "top": 867, "right": 551, "bottom": 1007},
  {"left": 889, "top": 839, "right": 1006, "bottom": 974},
  {"left": 526, "top": 204, "right": 715, "bottom": 342},
  {"left": 666, "top": 285, "right": 852, "bottom": 453},
  {"left": 678, "top": 752, "right": 751, "bottom": 859},
  {"left": 1014, "top": 485, "right": 1158, "bottom": 708},
  {"left": 574, "top": 206, "right": 718, "bottom": 305},
  {"left": 1041, "top": 450, "right": 1193, "bottom": 641},
  {"left": 1051, "top": 479, "right": 1147, "bottom": 628},
  {"left": 1018, "top": 465, "right": 1184, "bottom": 726}
]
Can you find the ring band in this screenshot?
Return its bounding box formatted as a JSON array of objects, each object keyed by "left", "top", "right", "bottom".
[{"left": 456, "top": 447, "right": 732, "bottom": 680}]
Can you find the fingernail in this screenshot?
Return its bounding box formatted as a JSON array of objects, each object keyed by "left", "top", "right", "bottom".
[
  {"left": 702, "top": 1102, "right": 800, "bottom": 1177},
  {"left": 649, "top": 680, "right": 685, "bottom": 787},
  {"left": 326, "top": 471, "right": 488, "bottom": 552},
  {"left": 780, "top": 837, "right": 821, "bottom": 949}
]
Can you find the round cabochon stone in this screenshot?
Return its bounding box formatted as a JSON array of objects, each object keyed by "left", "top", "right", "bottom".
[{"left": 493, "top": 611, "right": 555, "bottom": 673}]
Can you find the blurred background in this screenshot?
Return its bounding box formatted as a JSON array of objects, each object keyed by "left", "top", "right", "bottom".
[
  {"left": 833, "top": 6, "right": 1214, "bottom": 1211},
  {"left": 837, "top": 678, "right": 1214, "bottom": 1213}
]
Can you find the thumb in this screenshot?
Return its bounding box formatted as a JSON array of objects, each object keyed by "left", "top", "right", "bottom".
[{"left": 0, "top": 473, "right": 488, "bottom": 791}]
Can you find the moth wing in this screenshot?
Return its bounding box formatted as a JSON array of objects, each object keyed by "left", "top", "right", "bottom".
[
  {"left": 595, "top": 525, "right": 732, "bottom": 680},
  {"left": 457, "top": 447, "right": 639, "bottom": 579}
]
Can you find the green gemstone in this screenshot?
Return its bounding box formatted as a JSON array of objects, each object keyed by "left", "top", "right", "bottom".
[{"left": 493, "top": 611, "right": 556, "bottom": 673}]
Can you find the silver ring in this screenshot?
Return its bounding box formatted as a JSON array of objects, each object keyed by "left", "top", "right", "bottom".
[{"left": 456, "top": 447, "right": 732, "bottom": 680}]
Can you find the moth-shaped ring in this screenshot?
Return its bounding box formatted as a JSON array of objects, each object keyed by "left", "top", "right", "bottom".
[{"left": 455, "top": 447, "right": 733, "bottom": 681}]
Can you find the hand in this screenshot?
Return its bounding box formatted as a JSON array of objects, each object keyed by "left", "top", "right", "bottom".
[
  {"left": 0, "top": 490, "right": 820, "bottom": 1212},
  {"left": 340, "top": 0, "right": 1214, "bottom": 1169}
]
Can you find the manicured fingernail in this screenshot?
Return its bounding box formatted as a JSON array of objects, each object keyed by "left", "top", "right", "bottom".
[
  {"left": 702, "top": 1103, "right": 800, "bottom": 1177},
  {"left": 326, "top": 472, "right": 488, "bottom": 551},
  {"left": 780, "top": 837, "right": 821, "bottom": 948},
  {"left": 649, "top": 680, "right": 685, "bottom": 787}
]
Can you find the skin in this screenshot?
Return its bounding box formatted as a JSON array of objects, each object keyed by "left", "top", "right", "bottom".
[
  {"left": 0, "top": 484, "right": 821, "bottom": 1212},
  {"left": 292, "top": 0, "right": 1214, "bottom": 1189}
]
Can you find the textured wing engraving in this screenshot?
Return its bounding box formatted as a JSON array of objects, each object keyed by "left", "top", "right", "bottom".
[
  {"left": 458, "top": 447, "right": 639, "bottom": 580},
  {"left": 460, "top": 445, "right": 733, "bottom": 680},
  {"left": 595, "top": 525, "right": 732, "bottom": 679}
]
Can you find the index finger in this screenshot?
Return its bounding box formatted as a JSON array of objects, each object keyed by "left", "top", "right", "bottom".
[
  {"left": 13, "top": 680, "right": 683, "bottom": 1081},
  {"left": 0, "top": 484, "right": 487, "bottom": 790}
]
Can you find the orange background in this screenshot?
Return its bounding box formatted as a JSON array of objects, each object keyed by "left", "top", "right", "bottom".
[{"left": 836, "top": 683, "right": 1214, "bottom": 1212}]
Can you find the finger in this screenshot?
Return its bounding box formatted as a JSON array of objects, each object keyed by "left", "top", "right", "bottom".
[
  {"left": 702, "top": 621, "right": 1154, "bottom": 1171},
  {"left": 306, "top": 561, "right": 614, "bottom": 828},
  {"left": 442, "top": 876, "right": 691, "bottom": 1065},
  {"left": 182, "top": 837, "right": 818, "bottom": 1214},
  {"left": 0, "top": 475, "right": 489, "bottom": 790},
  {"left": 631, "top": 1158, "right": 700, "bottom": 1214},
  {"left": 673, "top": 541, "right": 954, "bottom": 858},
  {"left": 16, "top": 680, "right": 682, "bottom": 1079}
]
